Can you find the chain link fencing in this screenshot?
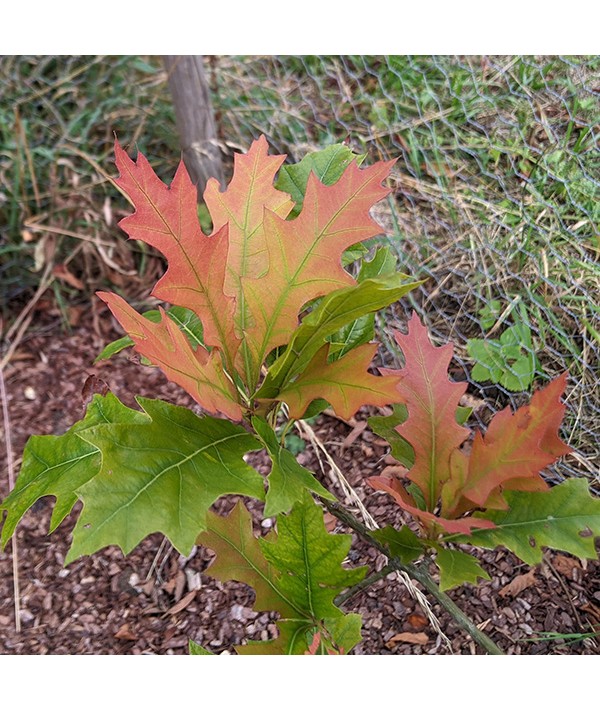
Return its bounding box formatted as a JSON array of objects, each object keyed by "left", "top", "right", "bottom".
[{"left": 208, "top": 55, "right": 599, "bottom": 483}]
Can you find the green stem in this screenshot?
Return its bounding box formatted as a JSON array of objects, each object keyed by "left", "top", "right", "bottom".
[
  {"left": 335, "top": 564, "right": 395, "bottom": 607},
  {"left": 322, "top": 499, "right": 504, "bottom": 655}
]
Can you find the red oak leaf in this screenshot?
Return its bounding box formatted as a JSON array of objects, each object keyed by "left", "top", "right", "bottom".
[
  {"left": 380, "top": 313, "right": 469, "bottom": 510},
  {"left": 368, "top": 474, "right": 496, "bottom": 536},
  {"left": 113, "top": 141, "right": 240, "bottom": 370},
  {"left": 241, "top": 158, "right": 396, "bottom": 383},
  {"left": 269, "top": 343, "right": 403, "bottom": 420},
  {"left": 458, "top": 372, "right": 572, "bottom": 509},
  {"left": 98, "top": 292, "right": 243, "bottom": 420}
]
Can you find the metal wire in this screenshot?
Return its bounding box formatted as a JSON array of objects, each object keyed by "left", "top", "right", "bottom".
[{"left": 210, "top": 55, "right": 599, "bottom": 482}]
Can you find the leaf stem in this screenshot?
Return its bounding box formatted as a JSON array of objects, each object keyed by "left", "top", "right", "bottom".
[
  {"left": 334, "top": 563, "right": 396, "bottom": 607},
  {"left": 321, "top": 498, "right": 504, "bottom": 655}
]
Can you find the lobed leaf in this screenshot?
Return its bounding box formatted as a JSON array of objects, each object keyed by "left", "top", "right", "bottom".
[
  {"left": 113, "top": 140, "right": 240, "bottom": 368},
  {"left": 198, "top": 494, "right": 365, "bottom": 654},
  {"left": 461, "top": 478, "right": 600, "bottom": 566},
  {"left": 371, "top": 525, "right": 425, "bottom": 564},
  {"left": 241, "top": 157, "right": 396, "bottom": 385},
  {"left": 252, "top": 417, "right": 334, "bottom": 518},
  {"left": 0, "top": 393, "right": 146, "bottom": 546},
  {"left": 379, "top": 313, "right": 469, "bottom": 510},
  {"left": 66, "top": 398, "right": 264, "bottom": 561},
  {"left": 259, "top": 490, "right": 366, "bottom": 629},
  {"left": 95, "top": 305, "right": 204, "bottom": 363},
  {"left": 268, "top": 343, "right": 403, "bottom": 420},
  {"left": 204, "top": 134, "right": 294, "bottom": 289},
  {"left": 98, "top": 293, "right": 243, "bottom": 420},
  {"left": 434, "top": 547, "right": 491, "bottom": 591},
  {"left": 456, "top": 372, "right": 572, "bottom": 510}
]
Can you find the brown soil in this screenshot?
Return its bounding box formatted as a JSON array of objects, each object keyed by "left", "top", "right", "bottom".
[{"left": 1, "top": 305, "right": 599, "bottom": 655}]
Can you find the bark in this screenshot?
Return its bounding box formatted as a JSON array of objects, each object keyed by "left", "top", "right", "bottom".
[{"left": 163, "top": 56, "right": 225, "bottom": 201}]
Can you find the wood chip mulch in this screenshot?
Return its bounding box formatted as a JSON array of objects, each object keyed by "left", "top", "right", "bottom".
[{"left": 1, "top": 306, "right": 599, "bottom": 655}]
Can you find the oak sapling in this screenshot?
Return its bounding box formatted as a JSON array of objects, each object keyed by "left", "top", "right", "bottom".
[{"left": 1, "top": 136, "right": 598, "bottom": 655}]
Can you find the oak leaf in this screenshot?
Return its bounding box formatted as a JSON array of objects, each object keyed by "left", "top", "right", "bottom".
[
  {"left": 378, "top": 313, "right": 470, "bottom": 510},
  {"left": 241, "top": 157, "right": 396, "bottom": 383},
  {"left": 198, "top": 493, "right": 365, "bottom": 654},
  {"left": 113, "top": 140, "right": 240, "bottom": 367},
  {"left": 98, "top": 294, "right": 242, "bottom": 420},
  {"left": 270, "top": 343, "right": 403, "bottom": 420},
  {"left": 368, "top": 314, "right": 573, "bottom": 540}
]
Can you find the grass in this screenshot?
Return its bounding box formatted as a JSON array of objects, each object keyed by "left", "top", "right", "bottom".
[
  {"left": 1, "top": 54, "right": 598, "bottom": 479},
  {"left": 0, "top": 55, "right": 177, "bottom": 322},
  {"left": 208, "top": 55, "right": 599, "bottom": 477}
]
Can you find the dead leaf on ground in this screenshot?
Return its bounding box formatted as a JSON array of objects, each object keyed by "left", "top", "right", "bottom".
[
  {"left": 165, "top": 590, "right": 197, "bottom": 616},
  {"left": 114, "top": 622, "right": 137, "bottom": 641},
  {"left": 53, "top": 264, "right": 84, "bottom": 290},
  {"left": 407, "top": 612, "right": 429, "bottom": 631},
  {"left": 385, "top": 631, "right": 429, "bottom": 649},
  {"left": 341, "top": 420, "right": 368, "bottom": 451},
  {"left": 499, "top": 568, "right": 537, "bottom": 598},
  {"left": 552, "top": 554, "right": 582, "bottom": 580},
  {"left": 323, "top": 512, "right": 338, "bottom": 533}
]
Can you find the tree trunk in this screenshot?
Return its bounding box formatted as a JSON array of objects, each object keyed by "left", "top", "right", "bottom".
[{"left": 163, "top": 56, "right": 225, "bottom": 201}]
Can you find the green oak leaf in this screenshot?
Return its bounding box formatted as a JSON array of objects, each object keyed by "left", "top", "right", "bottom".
[
  {"left": 275, "top": 143, "right": 366, "bottom": 219},
  {"left": 328, "top": 247, "right": 400, "bottom": 361},
  {"left": 256, "top": 274, "right": 421, "bottom": 400},
  {"left": 198, "top": 494, "right": 365, "bottom": 654},
  {"left": 189, "top": 640, "right": 214, "bottom": 655},
  {"left": 322, "top": 614, "right": 363, "bottom": 654},
  {"left": 252, "top": 417, "right": 334, "bottom": 518},
  {"left": 95, "top": 305, "right": 205, "bottom": 362},
  {"left": 0, "top": 393, "right": 146, "bottom": 546},
  {"left": 461, "top": 479, "right": 600, "bottom": 566},
  {"left": 66, "top": 398, "right": 264, "bottom": 562},
  {"left": 434, "top": 547, "right": 490, "bottom": 591},
  {"left": 259, "top": 491, "right": 366, "bottom": 621},
  {"left": 371, "top": 525, "right": 425, "bottom": 564},
  {"left": 368, "top": 404, "right": 412, "bottom": 468}
]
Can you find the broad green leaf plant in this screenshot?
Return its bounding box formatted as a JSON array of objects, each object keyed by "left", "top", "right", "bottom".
[{"left": 2, "top": 137, "right": 599, "bottom": 655}]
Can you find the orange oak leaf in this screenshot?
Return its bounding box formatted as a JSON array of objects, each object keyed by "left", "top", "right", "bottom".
[
  {"left": 204, "top": 135, "right": 294, "bottom": 291},
  {"left": 368, "top": 473, "right": 496, "bottom": 535},
  {"left": 269, "top": 343, "right": 403, "bottom": 420},
  {"left": 368, "top": 314, "right": 572, "bottom": 535},
  {"left": 456, "top": 372, "right": 572, "bottom": 509},
  {"left": 380, "top": 313, "right": 469, "bottom": 511},
  {"left": 98, "top": 292, "right": 243, "bottom": 420},
  {"left": 241, "top": 158, "right": 396, "bottom": 385},
  {"left": 113, "top": 140, "right": 240, "bottom": 369}
]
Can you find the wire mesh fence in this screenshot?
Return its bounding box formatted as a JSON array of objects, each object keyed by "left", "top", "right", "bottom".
[{"left": 208, "top": 55, "right": 599, "bottom": 482}]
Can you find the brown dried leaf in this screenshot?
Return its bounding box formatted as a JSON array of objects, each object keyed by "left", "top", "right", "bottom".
[
  {"left": 114, "top": 622, "right": 137, "bottom": 641},
  {"left": 499, "top": 568, "right": 537, "bottom": 598},
  {"left": 407, "top": 613, "right": 429, "bottom": 631},
  {"left": 341, "top": 420, "right": 368, "bottom": 451},
  {"left": 53, "top": 264, "right": 84, "bottom": 290},
  {"left": 174, "top": 569, "right": 186, "bottom": 603},
  {"left": 166, "top": 590, "right": 197, "bottom": 616},
  {"left": 386, "top": 631, "right": 429, "bottom": 648},
  {"left": 552, "top": 554, "right": 582, "bottom": 580}
]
